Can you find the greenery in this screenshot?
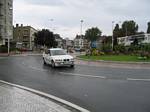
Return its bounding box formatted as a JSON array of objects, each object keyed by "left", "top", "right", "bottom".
[
  {"left": 101, "top": 44, "right": 112, "bottom": 54},
  {"left": 0, "top": 45, "right": 17, "bottom": 53},
  {"left": 147, "top": 22, "right": 150, "bottom": 33},
  {"left": 34, "top": 29, "right": 58, "bottom": 48},
  {"left": 0, "top": 45, "right": 8, "bottom": 53},
  {"left": 85, "top": 27, "right": 102, "bottom": 42},
  {"left": 112, "top": 20, "right": 139, "bottom": 46},
  {"left": 79, "top": 55, "right": 150, "bottom": 62},
  {"left": 121, "top": 20, "right": 138, "bottom": 36}
]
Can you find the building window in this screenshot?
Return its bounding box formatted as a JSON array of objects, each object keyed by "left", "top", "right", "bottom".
[
  {"left": 24, "top": 30, "right": 29, "bottom": 36},
  {"left": 23, "top": 36, "right": 28, "bottom": 40}
]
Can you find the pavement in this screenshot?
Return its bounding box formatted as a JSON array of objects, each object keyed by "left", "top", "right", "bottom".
[{"left": 0, "top": 80, "right": 89, "bottom": 112}]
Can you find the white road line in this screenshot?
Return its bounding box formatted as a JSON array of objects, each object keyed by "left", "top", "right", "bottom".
[
  {"left": 127, "top": 78, "right": 150, "bottom": 82},
  {"left": 0, "top": 80, "right": 90, "bottom": 112},
  {"left": 59, "top": 72, "right": 106, "bottom": 79}
]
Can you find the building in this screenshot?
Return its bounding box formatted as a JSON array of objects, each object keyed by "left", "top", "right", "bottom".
[
  {"left": 0, "top": 0, "right": 13, "bottom": 44},
  {"left": 64, "top": 38, "right": 74, "bottom": 49},
  {"left": 74, "top": 35, "right": 89, "bottom": 50},
  {"left": 118, "top": 33, "right": 150, "bottom": 46},
  {"left": 74, "top": 35, "right": 84, "bottom": 50},
  {"left": 54, "top": 34, "right": 63, "bottom": 48},
  {"left": 13, "top": 24, "right": 37, "bottom": 50}
]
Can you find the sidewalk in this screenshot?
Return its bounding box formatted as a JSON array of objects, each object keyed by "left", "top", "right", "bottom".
[{"left": 0, "top": 81, "right": 89, "bottom": 112}]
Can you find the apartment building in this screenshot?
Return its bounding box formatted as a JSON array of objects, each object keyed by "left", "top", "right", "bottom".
[
  {"left": 0, "top": 0, "right": 13, "bottom": 45},
  {"left": 13, "top": 24, "right": 37, "bottom": 50}
]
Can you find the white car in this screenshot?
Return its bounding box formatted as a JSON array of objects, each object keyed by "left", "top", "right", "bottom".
[{"left": 43, "top": 48, "right": 74, "bottom": 68}]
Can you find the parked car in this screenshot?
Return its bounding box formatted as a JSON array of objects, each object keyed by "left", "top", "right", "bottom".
[{"left": 43, "top": 48, "right": 74, "bottom": 68}]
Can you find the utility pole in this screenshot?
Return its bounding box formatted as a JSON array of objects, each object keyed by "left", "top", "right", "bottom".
[
  {"left": 112, "top": 21, "right": 114, "bottom": 50},
  {"left": 80, "top": 20, "right": 83, "bottom": 36}
]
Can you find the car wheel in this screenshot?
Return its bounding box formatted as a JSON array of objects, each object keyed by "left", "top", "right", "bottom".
[
  {"left": 51, "top": 61, "right": 55, "bottom": 68},
  {"left": 70, "top": 65, "right": 74, "bottom": 68},
  {"left": 43, "top": 58, "right": 47, "bottom": 65}
]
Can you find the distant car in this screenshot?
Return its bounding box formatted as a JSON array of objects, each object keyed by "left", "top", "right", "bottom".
[{"left": 43, "top": 48, "right": 74, "bottom": 68}]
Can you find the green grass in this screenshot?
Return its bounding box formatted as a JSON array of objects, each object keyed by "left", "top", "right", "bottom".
[{"left": 79, "top": 55, "right": 150, "bottom": 62}]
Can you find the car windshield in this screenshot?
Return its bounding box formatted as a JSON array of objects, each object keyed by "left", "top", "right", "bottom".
[{"left": 51, "top": 50, "right": 67, "bottom": 56}]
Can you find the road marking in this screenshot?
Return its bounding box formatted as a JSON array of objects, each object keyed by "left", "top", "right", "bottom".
[
  {"left": 0, "top": 80, "right": 90, "bottom": 112},
  {"left": 59, "top": 72, "right": 106, "bottom": 79},
  {"left": 127, "top": 78, "right": 150, "bottom": 82}
]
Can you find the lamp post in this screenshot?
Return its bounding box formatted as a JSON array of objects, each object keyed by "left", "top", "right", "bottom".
[
  {"left": 50, "top": 19, "right": 54, "bottom": 32},
  {"left": 112, "top": 21, "right": 115, "bottom": 50},
  {"left": 80, "top": 20, "right": 83, "bottom": 36}
]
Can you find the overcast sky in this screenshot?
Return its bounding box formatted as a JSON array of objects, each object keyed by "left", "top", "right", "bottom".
[{"left": 13, "top": 0, "right": 150, "bottom": 39}]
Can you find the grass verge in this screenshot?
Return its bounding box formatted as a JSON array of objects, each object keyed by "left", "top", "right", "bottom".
[{"left": 78, "top": 55, "right": 150, "bottom": 62}]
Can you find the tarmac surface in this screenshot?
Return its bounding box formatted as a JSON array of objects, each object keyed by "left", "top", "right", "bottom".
[{"left": 0, "top": 55, "right": 150, "bottom": 112}]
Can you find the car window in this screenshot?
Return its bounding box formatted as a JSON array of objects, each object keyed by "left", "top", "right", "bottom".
[{"left": 50, "top": 50, "right": 67, "bottom": 56}]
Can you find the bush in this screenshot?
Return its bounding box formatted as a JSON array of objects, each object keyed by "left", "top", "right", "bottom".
[
  {"left": 0, "top": 44, "right": 18, "bottom": 53},
  {"left": 91, "top": 49, "right": 99, "bottom": 56},
  {"left": 101, "top": 44, "right": 112, "bottom": 54},
  {"left": 114, "top": 45, "right": 126, "bottom": 54},
  {"left": 0, "top": 45, "right": 8, "bottom": 53}
]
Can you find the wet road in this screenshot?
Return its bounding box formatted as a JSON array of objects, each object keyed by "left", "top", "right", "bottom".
[{"left": 0, "top": 56, "right": 150, "bottom": 112}]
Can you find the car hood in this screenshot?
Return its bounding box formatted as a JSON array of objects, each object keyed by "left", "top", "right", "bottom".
[{"left": 51, "top": 55, "right": 73, "bottom": 60}]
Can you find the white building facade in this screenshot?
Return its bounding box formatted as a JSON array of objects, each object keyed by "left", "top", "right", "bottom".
[
  {"left": 118, "top": 34, "right": 150, "bottom": 46},
  {"left": 74, "top": 36, "right": 84, "bottom": 50}
]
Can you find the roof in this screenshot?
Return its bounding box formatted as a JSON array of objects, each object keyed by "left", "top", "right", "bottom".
[{"left": 48, "top": 48, "right": 63, "bottom": 51}]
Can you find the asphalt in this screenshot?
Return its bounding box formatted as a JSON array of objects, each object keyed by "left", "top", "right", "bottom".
[{"left": 0, "top": 55, "right": 150, "bottom": 112}]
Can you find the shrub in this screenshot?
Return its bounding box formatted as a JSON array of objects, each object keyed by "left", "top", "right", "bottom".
[
  {"left": 91, "top": 49, "right": 99, "bottom": 56},
  {"left": 114, "top": 45, "right": 126, "bottom": 54},
  {"left": 0, "top": 45, "right": 8, "bottom": 53},
  {"left": 0, "top": 44, "right": 17, "bottom": 53},
  {"left": 101, "top": 44, "right": 112, "bottom": 54}
]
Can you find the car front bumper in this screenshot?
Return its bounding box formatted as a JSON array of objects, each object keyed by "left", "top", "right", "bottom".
[{"left": 55, "top": 61, "right": 74, "bottom": 67}]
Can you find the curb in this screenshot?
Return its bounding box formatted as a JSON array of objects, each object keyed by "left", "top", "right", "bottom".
[
  {"left": 0, "top": 80, "right": 90, "bottom": 112},
  {"left": 76, "top": 57, "right": 150, "bottom": 65},
  {"left": 0, "top": 54, "right": 42, "bottom": 57}
]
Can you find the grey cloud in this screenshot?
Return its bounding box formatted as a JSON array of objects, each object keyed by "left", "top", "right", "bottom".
[
  {"left": 13, "top": 0, "right": 150, "bottom": 38},
  {"left": 20, "top": 0, "right": 65, "bottom": 6}
]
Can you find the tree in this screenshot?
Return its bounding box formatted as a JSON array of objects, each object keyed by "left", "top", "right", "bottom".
[
  {"left": 34, "top": 29, "right": 57, "bottom": 48},
  {"left": 113, "top": 24, "right": 121, "bottom": 46},
  {"left": 121, "top": 20, "right": 138, "bottom": 36},
  {"left": 85, "top": 27, "right": 102, "bottom": 42},
  {"left": 132, "top": 38, "right": 138, "bottom": 46},
  {"left": 147, "top": 22, "right": 150, "bottom": 33}
]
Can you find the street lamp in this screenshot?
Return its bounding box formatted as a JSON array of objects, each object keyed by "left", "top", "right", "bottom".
[
  {"left": 112, "top": 21, "right": 122, "bottom": 50},
  {"left": 50, "top": 19, "right": 54, "bottom": 32},
  {"left": 112, "top": 21, "right": 115, "bottom": 50},
  {"left": 80, "top": 20, "right": 84, "bottom": 36}
]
